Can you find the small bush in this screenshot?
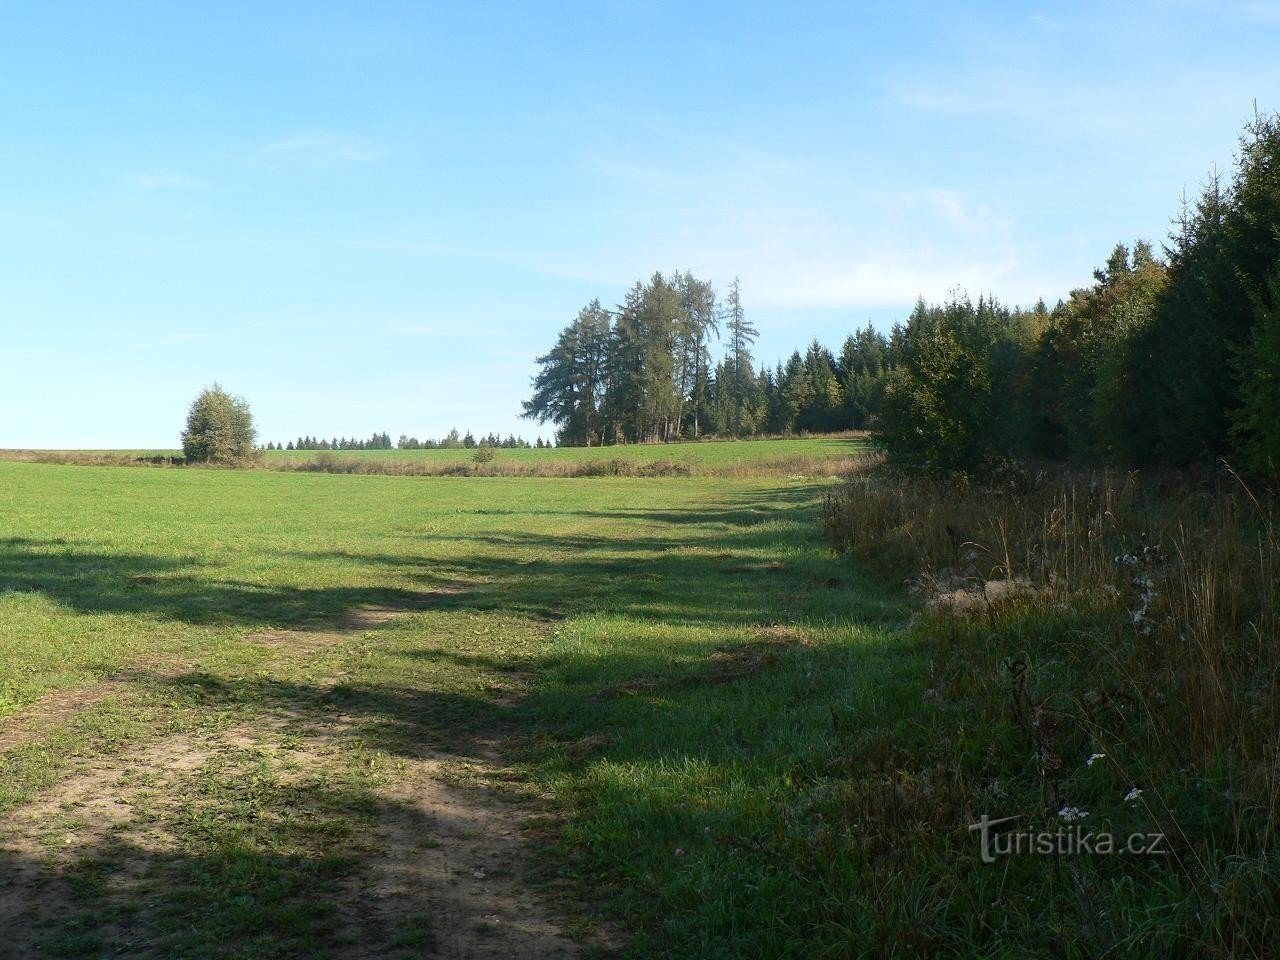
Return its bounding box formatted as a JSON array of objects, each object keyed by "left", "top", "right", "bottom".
[{"left": 181, "top": 384, "right": 257, "bottom": 464}]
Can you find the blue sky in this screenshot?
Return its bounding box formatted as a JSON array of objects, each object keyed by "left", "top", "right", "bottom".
[{"left": 2, "top": 1, "right": 1278, "bottom": 448}]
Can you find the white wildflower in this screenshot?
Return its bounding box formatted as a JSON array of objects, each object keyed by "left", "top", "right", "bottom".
[
  {"left": 1087, "top": 753, "right": 1105, "bottom": 766},
  {"left": 1124, "top": 787, "right": 1143, "bottom": 803},
  {"left": 1057, "top": 805, "right": 1089, "bottom": 823}
]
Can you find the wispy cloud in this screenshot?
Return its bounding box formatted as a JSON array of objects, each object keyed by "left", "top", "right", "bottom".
[
  {"left": 1030, "top": 12, "right": 1066, "bottom": 32},
  {"left": 1233, "top": 1, "right": 1280, "bottom": 23},
  {"left": 123, "top": 170, "right": 207, "bottom": 191},
  {"left": 544, "top": 142, "right": 1033, "bottom": 311},
  {"left": 745, "top": 254, "right": 1026, "bottom": 310},
  {"left": 258, "top": 132, "right": 387, "bottom": 165}
]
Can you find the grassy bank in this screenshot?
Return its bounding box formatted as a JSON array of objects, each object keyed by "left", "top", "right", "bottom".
[{"left": 822, "top": 463, "right": 1280, "bottom": 956}]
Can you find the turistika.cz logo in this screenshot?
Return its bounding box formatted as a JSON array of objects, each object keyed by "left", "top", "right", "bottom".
[{"left": 968, "top": 815, "right": 1167, "bottom": 864}]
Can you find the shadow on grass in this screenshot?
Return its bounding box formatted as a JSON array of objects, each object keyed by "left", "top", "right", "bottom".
[
  {"left": 461, "top": 482, "right": 822, "bottom": 528},
  {"left": 1, "top": 483, "right": 921, "bottom": 956},
  {"left": 0, "top": 537, "right": 435, "bottom": 628},
  {"left": 294, "top": 484, "right": 903, "bottom": 630},
  {"left": 0, "top": 781, "right": 565, "bottom": 959},
  {"left": 143, "top": 670, "right": 516, "bottom": 756}
]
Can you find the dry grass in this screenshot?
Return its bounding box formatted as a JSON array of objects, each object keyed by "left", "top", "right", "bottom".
[
  {"left": 0, "top": 440, "right": 871, "bottom": 479},
  {"left": 264, "top": 450, "right": 870, "bottom": 479},
  {"left": 0, "top": 450, "right": 183, "bottom": 467},
  {"left": 823, "top": 461, "right": 1280, "bottom": 954}
]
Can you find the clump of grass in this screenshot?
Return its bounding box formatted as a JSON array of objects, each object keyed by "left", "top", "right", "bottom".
[{"left": 823, "top": 461, "right": 1280, "bottom": 954}]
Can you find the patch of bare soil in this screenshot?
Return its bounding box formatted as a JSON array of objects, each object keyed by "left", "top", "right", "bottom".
[
  {"left": 721, "top": 560, "right": 786, "bottom": 574},
  {"left": 0, "top": 683, "right": 121, "bottom": 754},
  {"left": 1, "top": 734, "right": 589, "bottom": 959},
  {"left": 339, "top": 747, "right": 585, "bottom": 960},
  {"left": 0, "top": 735, "right": 216, "bottom": 958},
  {"left": 0, "top": 662, "right": 195, "bottom": 754},
  {"left": 0, "top": 590, "right": 462, "bottom": 754},
  {"left": 702, "top": 632, "right": 810, "bottom": 683},
  {"left": 1, "top": 591, "right": 597, "bottom": 958}
]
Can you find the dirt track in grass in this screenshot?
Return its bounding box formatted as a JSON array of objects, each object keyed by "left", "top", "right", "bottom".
[{"left": 0, "top": 598, "right": 589, "bottom": 959}]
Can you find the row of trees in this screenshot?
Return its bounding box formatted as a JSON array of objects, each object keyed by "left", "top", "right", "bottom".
[
  {"left": 522, "top": 272, "right": 898, "bottom": 445},
  {"left": 879, "top": 112, "right": 1280, "bottom": 475},
  {"left": 187, "top": 115, "right": 1277, "bottom": 472},
  {"left": 395, "top": 430, "right": 537, "bottom": 449},
  {"left": 524, "top": 112, "right": 1279, "bottom": 474},
  {"left": 272, "top": 433, "right": 395, "bottom": 451},
  {"left": 522, "top": 272, "right": 723, "bottom": 445},
  {"left": 261, "top": 432, "right": 540, "bottom": 452}
]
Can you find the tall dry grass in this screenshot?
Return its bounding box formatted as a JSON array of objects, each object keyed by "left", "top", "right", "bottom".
[
  {"left": 824, "top": 462, "right": 1280, "bottom": 953},
  {"left": 0, "top": 447, "right": 867, "bottom": 479},
  {"left": 270, "top": 450, "right": 868, "bottom": 479}
]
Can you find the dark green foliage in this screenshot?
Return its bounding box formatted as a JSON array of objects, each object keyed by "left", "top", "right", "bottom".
[
  {"left": 522, "top": 299, "right": 611, "bottom": 446},
  {"left": 796, "top": 340, "right": 844, "bottom": 433},
  {"left": 1232, "top": 267, "right": 1280, "bottom": 472},
  {"left": 181, "top": 384, "right": 257, "bottom": 464},
  {"left": 523, "top": 273, "right": 900, "bottom": 446},
  {"left": 527, "top": 273, "right": 789, "bottom": 445},
  {"left": 838, "top": 323, "right": 891, "bottom": 429},
  {"left": 395, "top": 432, "right": 532, "bottom": 449},
  {"left": 289, "top": 432, "right": 394, "bottom": 451},
  {"left": 1125, "top": 114, "right": 1280, "bottom": 465},
  {"left": 719, "top": 278, "right": 760, "bottom": 436},
  {"left": 877, "top": 113, "right": 1279, "bottom": 476},
  {"left": 877, "top": 296, "right": 1028, "bottom": 473}
]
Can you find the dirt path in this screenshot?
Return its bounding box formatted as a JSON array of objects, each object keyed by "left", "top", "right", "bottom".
[
  {"left": 0, "top": 599, "right": 591, "bottom": 959},
  {"left": 344, "top": 748, "right": 581, "bottom": 959},
  {"left": 0, "top": 595, "right": 461, "bottom": 755}
]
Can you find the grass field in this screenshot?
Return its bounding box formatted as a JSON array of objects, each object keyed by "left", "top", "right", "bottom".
[
  {"left": 269, "top": 436, "right": 863, "bottom": 466},
  {"left": 4, "top": 441, "right": 1270, "bottom": 956},
  {"left": 0, "top": 441, "right": 921, "bottom": 958},
  {"left": 9, "top": 436, "right": 863, "bottom": 466}
]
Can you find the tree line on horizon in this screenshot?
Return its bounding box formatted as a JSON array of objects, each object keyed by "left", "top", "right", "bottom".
[
  {"left": 259, "top": 430, "right": 544, "bottom": 452},
  {"left": 524, "top": 112, "right": 1280, "bottom": 474},
  {"left": 521, "top": 274, "right": 894, "bottom": 446}
]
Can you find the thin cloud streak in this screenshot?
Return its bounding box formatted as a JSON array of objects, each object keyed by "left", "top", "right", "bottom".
[
  {"left": 123, "top": 170, "right": 208, "bottom": 191},
  {"left": 258, "top": 132, "right": 388, "bottom": 164}
]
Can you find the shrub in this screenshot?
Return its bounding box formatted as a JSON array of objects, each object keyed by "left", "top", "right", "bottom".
[
  {"left": 181, "top": 384, "right": 257, "bottom": 464},
  {"left": 877, "top": 295, "right": 1032, "bottom": 476}
]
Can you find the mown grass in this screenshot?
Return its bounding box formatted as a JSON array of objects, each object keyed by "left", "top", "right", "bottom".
[
  {"left": 7, "top": 446, "right": 1260, "bottom": 956},
  {"left": 0, "top": 446, "right": 913, "bottom": 958}
]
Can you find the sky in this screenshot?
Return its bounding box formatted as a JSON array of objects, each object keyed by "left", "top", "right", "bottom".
[{"left": 2, "top": 1, "right": 1278, "bottom": 448}]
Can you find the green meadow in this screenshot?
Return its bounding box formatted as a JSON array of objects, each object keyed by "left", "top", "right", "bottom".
[
  {"left": 270, "top": 435, "right": 860, "bottom": 466},
  {"left": 13, "top": 436, "right": 866, "bottom": 472},
  {"left": 0, "top": 441, "right": 921, "bottom": 958},
  {"left": 3, "top": 439, "right": 1270, "bottom": 958}
]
